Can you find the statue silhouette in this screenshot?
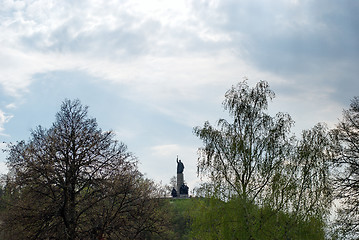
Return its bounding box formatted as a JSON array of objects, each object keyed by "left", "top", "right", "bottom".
[
  {"left": 180, "top": 183, "right": 189, "bottom": 195},
  {"left": 176, "top": 156, "right": 184, "bottom": 174}
]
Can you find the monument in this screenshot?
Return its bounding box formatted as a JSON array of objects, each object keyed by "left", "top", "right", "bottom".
[{"left": 176, "top": 155, "right": 189, "bottom": 198}]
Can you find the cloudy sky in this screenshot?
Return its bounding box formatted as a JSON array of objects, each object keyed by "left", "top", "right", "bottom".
[{"left": 0, "top": 0, "right": 358, "bottom": 191}]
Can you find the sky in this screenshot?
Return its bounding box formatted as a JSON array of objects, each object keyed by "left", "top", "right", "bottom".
[{"left": 0, "top": 0, "right": 358, "bottom": 193}]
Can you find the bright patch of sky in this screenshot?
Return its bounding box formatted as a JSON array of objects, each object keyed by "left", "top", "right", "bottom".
[{"left": 0, "top": 0, "right": 358, "bottom": 191}]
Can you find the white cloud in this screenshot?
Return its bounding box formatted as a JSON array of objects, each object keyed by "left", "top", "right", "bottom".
[
  {"left": 0, "top": 109, "right": 13, "bottom": 136},
  {"left": 0, "top": 0, "right": 354, "bottom": 134},
  {"left": 3, "top": 0, "right": 346, "bottom": 105},
  {"left": 5, "top": 103, "right": 16, "bottom": 109},
  {"left": 0, "top": 0, "right": 208, "bottom": 96}
]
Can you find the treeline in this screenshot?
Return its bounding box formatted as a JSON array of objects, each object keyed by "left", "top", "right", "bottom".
[
  {"left": 0, "top": 80, "right": 358, "bottom": 239},
  {"left": 190, "top": 80, "right": 359, "bottom": 239}
]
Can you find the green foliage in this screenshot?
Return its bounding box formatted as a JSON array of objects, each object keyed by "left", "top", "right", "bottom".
[
  {"left": 160, "top": 198, "right": 193, "bottom": 240},
  {"left": 159, "top": 197, "right": 326, "bottom": 240},
  {"left": 189, "top": 197, "right": 326, "bottom": 240},
  {"left": 171, "top": 199, "right": 193, "bottom": 239},
  {"left": 193, "top": 80, "right": 294, "bottom": 202},
  {"left": 192, "top": 80, "right": 333, "bottom": 239},
  {"left": 291, "top": 123, "right": 334, "bottom": 217}
]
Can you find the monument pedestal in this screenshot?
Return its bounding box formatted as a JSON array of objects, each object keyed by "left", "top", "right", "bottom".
[
  {"left": 177, "top": 173, "right": 189, "bottom": 198},
  {"left": 174, "top": 157, "right": 189, "bottom": 198},
  {"left": 177, "top": 173, "right": 184, "bottom": 195}
]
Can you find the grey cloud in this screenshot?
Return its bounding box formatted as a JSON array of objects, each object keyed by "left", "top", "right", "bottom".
[
  {"left": 20, "top": 15, "right": 162, "bottom": 59},
  {"left": 192, "top": 0, "right": 359, "bottom": 74},
  {"left": 7, "top": 0, "right": 359, "bottom": 67},
  {"left": 5, "top": 0, "right": 359, "bottom": 105},
  {"left": 14, "top": 0, "right": 229, "bottom": 59},
  {"left": 189, "top": 0, "right": 359, "bottom": 110}
]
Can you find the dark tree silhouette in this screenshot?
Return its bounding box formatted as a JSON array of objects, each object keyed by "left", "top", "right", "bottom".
[
  {"left": 333, "top": 97, "right": 359, "bottom": 237},
  {"left": 1, "top": 99, "right": 168, "bottom": 240}
]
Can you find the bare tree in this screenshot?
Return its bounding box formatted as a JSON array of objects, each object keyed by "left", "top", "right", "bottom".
[
  {"left": 332, "top": 96, "right": 359, "bottom": 238},
  {"left": 1, "top": 99, "right": 168, "bottom": 240}
]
